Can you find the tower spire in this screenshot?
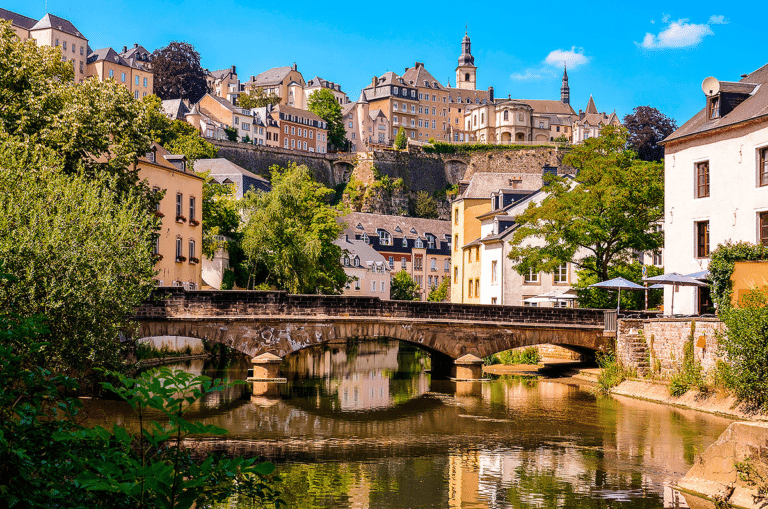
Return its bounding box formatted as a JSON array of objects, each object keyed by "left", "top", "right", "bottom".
[{"left": 560, "top": 64, "right": 570, "bottom": 105}]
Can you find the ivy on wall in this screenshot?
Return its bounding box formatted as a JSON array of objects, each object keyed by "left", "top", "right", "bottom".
[{"left": 709, "top": 241, "right": 768, "bottom": 309}]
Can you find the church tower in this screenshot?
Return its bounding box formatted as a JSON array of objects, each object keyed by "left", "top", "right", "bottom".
[
  {"left": 560, "top": 65, "right": 570, "bottom": 105},
  {"left": 456, "top": 32, "right": 477, "bottom": 91}
]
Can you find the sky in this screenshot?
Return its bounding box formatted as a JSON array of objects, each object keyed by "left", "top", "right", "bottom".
[{"left": 7, "top": 0, "right": 767, "bottom": 126}]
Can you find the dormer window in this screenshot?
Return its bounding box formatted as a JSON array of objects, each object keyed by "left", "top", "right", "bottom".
[
  {"left": 378, "top": 230, "right": 391, "bottom": 246},
  {"left": 356, "top": 223, "right": 364, "bottom": 229},
  {"left": 402, "top": 237, "right": 408, "bottom": 247},
  {"left": 709, "top": 97, "right": 720, "bottom": 120},
  {"left": 415, "top": 238, "right": 424, "bottom": 249},
  {"left": 410, "top": 227, "right": 417, "bottom": 234},
  {"left": 353, "top": 257, "right": 360, "bottom": 267},
  {"left": 394, "top": 225, "right": 402, "bottom": 232},
  {"left": 361, "top": 233, "right": 369, "bottom": 244}
]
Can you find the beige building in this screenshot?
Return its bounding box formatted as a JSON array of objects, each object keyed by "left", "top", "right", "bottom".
[
  {"left": 0, "top": 9, "right": 88, "bottom": 82},
  {"left": 341, "top": 212, "right": 452, "bottom": 301},
  {"left": 463, "top": 97, "right": 575, "bottom": 144},
  {"left": 242, "top": 64, "right": 306, "bottom": 106},
  {"left": 342, "top": 98, "right": 391, "bottom": 152},
  {"left": 86, "top": 47, "right": 153, "bottom": 99},
  {"left": 358, "top": 72, "right": 420, "bottom": 142},
  {"left": 206, "top": 65, "right": 239, "bottom": 104},
  {"left": 572, "top": 96, "right": 621, "bottom": 142},
  {"left": 303, "top": 76, "right": 350, "bottom": 108},
  {"left": 138, "top": 143, "right": 203, "bottom": 289},
  {"left": 335, "top": 235, "right": 391, "bottom": 299},
  {"left": 190, "top": 94, "right": 265, "bottom": 144}
]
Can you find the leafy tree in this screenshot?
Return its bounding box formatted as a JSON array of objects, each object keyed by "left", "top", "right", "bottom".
[
  {"left": 391, "top": 270, "right": 420, "bottom": 301},
  {"left": 307, "top": 88, "right": 345, "bottom": 150},
  {"left": 240, "top": 163, "right": 348, "bottom": 294},
  {"left": 623, "top": 106, "right": 677, "bottom": 162},
  {"left": 427, "top": 277, "right": 450, "bottom": 302},
  {"left": 572, "top": 262, "right": 663, "bottom": 310},
  {"left": 394, "top": 127, "right": 407, "bottom": 150},
  {"left": 507, "top": 126, "right": 664, "bottom": 283},
  {"left": 141, "top": 95, "right": 218, "bottom": 168},
  {"left": 413, "top": 191, "right": 439, "bottom": 219},
  {"left": 238, "top": 87, "right": 280, "bottom": 109},
  {"left": 152, "top": 41, "right": 209, "bottom": 104},
  {"left": 0, "top": 169, "right": 157, "bottom": 376},
  {"left": 224, "top": 126, "right": 238, "bottom": 142}
]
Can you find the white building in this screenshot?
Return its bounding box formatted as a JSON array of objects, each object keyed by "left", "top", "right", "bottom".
[{"left": 661, "top": 64, "right": 768, "bottom": 315}]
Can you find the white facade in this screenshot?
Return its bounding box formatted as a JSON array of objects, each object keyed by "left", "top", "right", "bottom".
[{"left": 664, "top": 124, "right": 768, "bottom": 315}]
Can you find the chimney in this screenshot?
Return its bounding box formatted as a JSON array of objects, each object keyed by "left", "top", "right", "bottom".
[
  {"left": 405, "top": 67, "right": 408, "bottom": 73},
  {"left": 122, "top": 45, "right": 127, "bottom": 53},
  {"left": 251, "top": 75, "right": 255, "bottom": 82},
  {"left": 133, "top": 43, "right": 138, "bottom": 48},
  {"left": 344, "top": 234, "right": 348, "bottom": 242},
  {"left": 231, "top": 65, "right": 236, "bottom": 74},
  {"left": 372, "top": 76, "right": 378, "bottom": 87},
  {"left": 292, "top": 62, "right": 297, "bottom": 71},
  {"left": 488, "top": 86, "right": 494, "bottom": 103},
  {"left": 458, "top": 180, "right": 470, "bottom": 196}
]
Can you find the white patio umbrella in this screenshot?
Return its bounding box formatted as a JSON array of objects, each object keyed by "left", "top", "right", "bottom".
[
  {"left": 642, "top": 272, "right": 707, "bottom": 316},
  {"left": 590, "top": 277, "right": 646, "bottom": 312},
  {"left": 523, "top": 289, "right": 577, "bottom": 305}
]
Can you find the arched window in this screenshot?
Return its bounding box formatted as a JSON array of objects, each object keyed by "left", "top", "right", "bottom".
[
  {"left": 379, "top": 230, "right": 391, "bottom": 246},
  {"left": 402, "top": 237, "right": 408, "bottom": 247},
  {"left": 503, "top": 110, "right": 509, "bottom": 121},
  {"left": 464, "top": 73, "right": 470, "bottom": 82},
  {"left": 353, "top": 257, "right": 360, "bottom": 267}
]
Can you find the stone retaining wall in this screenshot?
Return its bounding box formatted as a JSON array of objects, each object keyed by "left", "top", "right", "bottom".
[{"left": 617, "top": 318, "right": 724, "bottom": 379}]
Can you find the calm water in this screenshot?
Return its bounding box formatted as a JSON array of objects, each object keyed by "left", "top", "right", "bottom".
[{"left": 86, "top": 340, "right": 731, "bottom": 508}]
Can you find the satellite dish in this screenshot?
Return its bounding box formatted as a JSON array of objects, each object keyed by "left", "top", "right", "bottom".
[{"left": 702, "top": 77, "right": 720, "bottom": 96}]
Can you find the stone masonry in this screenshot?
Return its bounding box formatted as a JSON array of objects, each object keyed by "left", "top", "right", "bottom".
[
  {"left": 134, "top": 288, "right": 610, "bottom": 361},
  {"left": 617, "top": 318, "right": 724, "bottom": 379}
]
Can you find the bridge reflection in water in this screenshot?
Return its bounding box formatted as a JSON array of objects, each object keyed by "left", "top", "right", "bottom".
[{"left": 85, "top": 340, "right": 730, "bottom": 508}]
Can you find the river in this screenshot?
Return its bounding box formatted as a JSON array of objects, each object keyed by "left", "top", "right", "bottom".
[{"left": 86, "top": 340, "right": 732, "bottom": 508}]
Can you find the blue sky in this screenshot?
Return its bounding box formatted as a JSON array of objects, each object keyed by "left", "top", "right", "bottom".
[{"left": 9, "top": 0, "right": 766, "bottom": 126}]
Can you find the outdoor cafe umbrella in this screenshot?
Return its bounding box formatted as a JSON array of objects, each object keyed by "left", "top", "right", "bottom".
[
  {"left": 523, "top": 289, "right": 578, "bottom": 305},
  {"left": 642, "top": 272, "right": 707, "bottom": 315},
  {"left": 589, "top": 277, "right": 646, "bottom": 312}
]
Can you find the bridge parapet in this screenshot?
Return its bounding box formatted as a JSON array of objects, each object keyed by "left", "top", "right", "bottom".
[{"left": 136, "top": 288, "right": 606, "bottom": 326}]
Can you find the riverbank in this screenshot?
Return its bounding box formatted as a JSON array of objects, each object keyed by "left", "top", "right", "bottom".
[{"left": 136, "top": 353, "right": 210, "bottom": 368}]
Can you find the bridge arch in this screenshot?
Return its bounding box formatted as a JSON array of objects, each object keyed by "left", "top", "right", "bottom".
[{"left": 331, "top": 160, "right": 356, "bottom": 185}]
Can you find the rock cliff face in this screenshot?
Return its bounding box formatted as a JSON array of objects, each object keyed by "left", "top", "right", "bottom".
[{"left": 213, "top": 141, "right": 570, "bottom": 217}]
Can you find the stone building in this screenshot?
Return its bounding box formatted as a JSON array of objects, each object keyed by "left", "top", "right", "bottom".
[
  {"left": 273, "top": 104, "right": 328, "bottom": 153},
  {"left": 660, "top": 63, "right": 768, "bottom": 315},
  {"left": 188, "top": 94, "right": 266, "bottom": 145},
  {"left": 341, "top": 212, "right": 452, "bottom": 301},
  {"left": 572, "top": 96, "right": 621, "bottom": 142},
  {"left": 241, "top": 64, "right": 306, "bottom": 106},
  {"left": 342, "top": 98, "right": 391, "bottom": 152},
  {"left": 86, "top": 47, "right": 153, "bottom": 99},
  {"left": 205, "top": 65, "right": 239, "bottom": 104},
  {"left": 138, "top": 143, "right": 203, "bottom": 290},
  {"left": 0, "top": 9, "right": 88, "bottom": 82}
]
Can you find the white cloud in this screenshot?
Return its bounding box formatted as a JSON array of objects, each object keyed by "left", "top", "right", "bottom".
[
  {"left": 639, "top": 18, "right": 716, "bottom": 49},
  {"left": 510, "top": 69, "right": 551, "bottom": 81},
  {"left": 544, "top": 47, "right": 590, "bottom": 69},
  {"left": 708, "top": 15, "right": 729, "bottom": 25}
]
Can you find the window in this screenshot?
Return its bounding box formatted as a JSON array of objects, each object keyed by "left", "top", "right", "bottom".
[
  {"left": 63, "top": 41, "right": 67, "bottom": 50},
  {"left": 709, "top": 97, "right": 720, "bottom": 120},
  {"left": 80, "top": 46, "right": 83, "bottom": 55},
  {"left": 284, "top": 125, "right": 288, "bottom": 134},
  {"left": 759, "top": 147, "right": 768, "bottom": 187},
  {"left": 109, "top": 69, "right": 114, "bottom": 78},
  {"left": 381, "top": 281, "right": 385, "bottom": 292},
  {"left": 291, "top": 139, "right": 295, "bottom": 148},
  {"left": 554, "top": 263, "right": 568, "bottom": 284},
  {"left": 121, "top": 72, "right": 126, "bottom": 82},
  {"left": 79, "top": 61, "right": 83, "bottom": 73},
  {"left": 760, "top": 212, "right": 768, "bottom": 246},
  {"left": 491, "top": 297, "right": 497, "bottom": 305},
  {"left": 388, "top": 256, "right": 394, "bottom": 268},
  {"left": 379, "top": 231, "right": 391, "bottom": 246},
  {"left": 355, "top": 280, "right": 360, "bottom": 290},
  {"left": 371, "top": 281, "right": 376, "bottom": 292},
  {"left": 414, "top": 256, "right": 422, "bottom": 270},
  {"left": 696, "top": 221, "right": 710, "bottom": 258},
  {"left": 430, "top": 258, "right": 436, "bottom": 271},
  {"left": 135, "top": 75, "right": 139, "bottom": 85},
  {"left": 175, "top": 193, "right": 183, "bottom": 217},
  {"left": 349, "top": 121, "right": 353, "bottom": 128},
  {"left": 401, "top": 257, "right": 407, "bottom": 269},
  {"left": 468, "top": 281, "right": 473, "bottom": 298},
  {"left": 444, "top": 259, "right": 450, "bottom": 271},
  {"left": 361, "top": 233, "right": 369, "bottom": 244},
  {"left": 175, "top": 237, "right": 183, "bottom": 259},
  {"left": 696, "top": 161, "right": 710, "bottom": 198},
  {"left": 189, "top": 197, "right": 195, "bottom": 222},
  {"left": 474, "top": 279, "right": 479, "bottom": 298},
  {"left": 524, "top": 268, "right": 539, "bottom": 283},
  {"left": 354, "top": 257, "right": 360, "bottom": 267},
  {"left": 454, "top": 266, "right": 458, "bottom": 281},
  {"left": 144, "top": 77, "right": 148, "bottom": 87},
  {"left": 402, "top": 237, "right": 408, "bottom": 247},
  {"left": 415, "top": 239, "right": 423, "bottom": 249},
  {"left": 291, "top": 126, "right": 295, "bottom": 135},
  {"left": 284, "top": 138, "right": 288, "bottom": 148},
  {"left": 491, "top": 261, "right": 498, "bottom": 283},
  {"left": 189, "top": 239, "right": 195, "bottom": 260},
  {"left": 503, "top": 110, "right": 508, "bottom": 121}
]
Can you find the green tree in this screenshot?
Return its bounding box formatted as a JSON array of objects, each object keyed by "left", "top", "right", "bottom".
[
  {"left": 507, "top": 126, "right": 664, "bottom": 282},
  {"left": 238, "top": 87, "right": 281, "bottom": 109},
  {"left": 390, "top": 270, "right": 420, "bottom": 301},
  {"left": 151, "top": 41, "right": 209, "bottom": 104},
  {"left": 427, "top": 277, "right": 450, "bottom": 302},
  {"left": 0, "top": 169, "right": 157, "bottom": 376},
  {"left": 413, "top": 191, "right": 439, "bottom": 219},
  {"left": 572, "top": 262, "right": 664, "bottom": 310},
  {"left": 224, "top": 126, "right": 238, "bottom": 142},
  {"left": 623, "top": 106, "right": 677, "bottom": 162},
  {"left": 240, "top": 163, "right": 348, "bottom": 294},
  {"left": 394, "top": 127, "right": 407, "bottom": 150},
  {"left": 307, "top": 88, "right": 346, "bottom": 150}
]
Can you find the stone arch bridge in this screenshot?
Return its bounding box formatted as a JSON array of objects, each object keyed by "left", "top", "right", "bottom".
[{"left": 134, "top": 289, "right": 613, "bottom": 376}]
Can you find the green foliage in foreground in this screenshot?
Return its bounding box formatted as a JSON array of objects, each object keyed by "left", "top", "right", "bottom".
[
  {"left": 491, "top": 347, "right": 541, "bottom": 366},
  {"left": 669, "top": 321, "right": 705, "bottom": 397},
  {"left": 573, "top": 262, "right": 664, "bottom": 310},
  {"left": 717, "top": 288, "right": 768, "bottom": 411},
  {"left": 390, "top": 270, "right": 420, "bottom": 301},
  {"left": 0, "top": 314, "right": 283, "bottom": 508},
  {"left": 427, "top": 277, "right": 450, "bottom": 302},
  {"left": 595, "top": 351, "right": 630, "bottom": 393}
]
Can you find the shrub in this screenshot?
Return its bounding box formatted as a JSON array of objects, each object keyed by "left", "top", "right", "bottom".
[
  {"left": 669, "top": 321, "right": 705, "bottom": 397},
  {"left": 494, "top": 347, "right": 541, "bottom": 365},
  {"left": 595, "top": 351, "right": 630, "bottom": 393}
]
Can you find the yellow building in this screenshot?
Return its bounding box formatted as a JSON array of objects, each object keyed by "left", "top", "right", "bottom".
[
  {"left": 0, "top": 9, "right": 88, "bottom": 82},
  {"left": 451, "top": 177, "right": 493, "bottom": 303},
  {"left": 86, "top": 47, "right": 153, "bottom": 99},
  {"left": 359, "top": 72, "right": 419, "bottom": 142},
  {"left": 138, "top": 143, "right": 203, "bottom": 289},
  {"left": 206, "top": 65, "right": 239, "bottom": 104},
  {"left": 242, "top": 64, "right": 306, "bottom": 106}
]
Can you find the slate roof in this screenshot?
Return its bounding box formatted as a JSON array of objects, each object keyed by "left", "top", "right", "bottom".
[
  {"left": 585, "top": 96, "right": 598, "bottom": 114},
  {"left": 246, "top": 66, "right": 294, "bottom": 86},
  {"left": 334, "top": 236, "right": 389, "bottom": 268},
  {"left": 518, "top": 99, "right": 575, "bottom": 116},
  {"left": 447, "top": 88, "right": 491, "bottom": 105},
  {"left": 193, "top": 158, "right": 271, "bottom": 195},
  {"left": 120, "top": 43, "right": 152, "bottom": 60},
  {"left": 461, "top": 173, "right": 546, "bottom": 200},
  {"left": 664, "top": 63, "right": 768, "bottom": 144},
  {"left": 208, "top": 67, "right": 236, "bottom": 80},
  {"left": 30, "top": 13, "right": 85, "bottom": 39},
  {"left": 402, "top": 63, "right": 446, "bottom": 90},
  {"left": 87, "top": 47, "right": 131, "bottom": 67},
  {"left": 0, "top": 8, "right": 37, "bottom": 30},
  {"left": 340, "top": 212, "right": 451, "bottom": 256},
  {"left": 161, "top": 99, "right": 190, "bottom": 121},
  {"left": 273, "top": 104, "right": 325, "bottom": 125},
  {"left": 139, "top": 142, "right": 200, "bottom": 179}
]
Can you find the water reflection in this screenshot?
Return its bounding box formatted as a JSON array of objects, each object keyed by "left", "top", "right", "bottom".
[{"left": 84, "top": 340, "right": 729, "bottom": 508}]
